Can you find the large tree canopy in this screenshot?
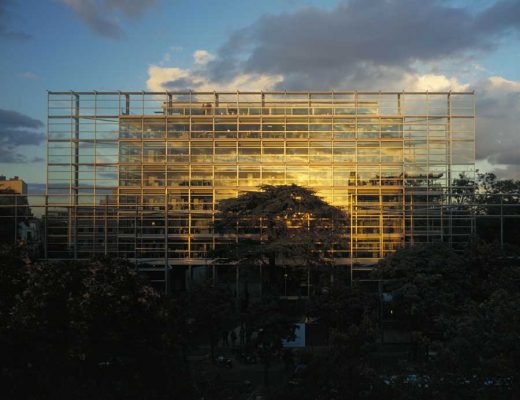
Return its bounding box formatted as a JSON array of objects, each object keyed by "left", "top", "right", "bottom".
[
  {"left": 213, "top": 184, "right": 349, "bottom": 295},
  {"left": 214, "top": 184, "right": 348, "bottom": 268}
]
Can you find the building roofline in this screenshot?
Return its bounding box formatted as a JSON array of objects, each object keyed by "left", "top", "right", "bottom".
[{"left": 47, "top": 90, "right": 475, "bottom": 95}]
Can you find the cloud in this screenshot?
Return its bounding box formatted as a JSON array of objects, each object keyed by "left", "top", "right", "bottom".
[
  {"left": 18, "top": 71, "right": 39, "bottom": 80},
  {"left": 204, "top": 0, "right": 520, "bottom": 89},
  {"left": 471, "top": 76, "right": 520, "bottom": 175},
  {"left": 145, "top": 0, "right": 520, "bottom": 178},
  {"left": 0, "top": 0, "right": 31, "bottom": 39},
  {"left": 193, "top": 50, "right": 216, "bottom": 65},
  {"left": 0, "top": 109, "right": 45, "bottom": 164},
  {"left": 146, "top": 64, "right": 283, "bottom": 92},
  {"left": 404, "top": 73, "right": 469, "bottom": 92},
  {"left": 148, "top": 0, "right": 520, "bottom": 91},
  {"left": 59, "top": 0, "right": 156, "bottom": 38}
]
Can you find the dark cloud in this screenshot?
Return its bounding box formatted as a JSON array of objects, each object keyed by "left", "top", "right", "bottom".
[
  {"left": 477, "top": 0, "right": 520, "bottom": 33},
  {"left": 0, "top": 0, "right": 31, "bottom": 39},
  {"left": 102, "top": 0, "right": 156, "bottom": 18},
  {"left": 472, "top": 77, "right": 520, "bottom": 175},
  {"left": 0, "top": 109, "right": 43, "bottom": 130},
  {"left": 207, "top": 0, "right": 520, "bottom": 89},
  {"left": 60, "top": 0, "right": 156, "bottom": 38},
  {"left": 0, "top": 109, "right": 45, "bottom": 163},
  {"left": 191, "top": 0, "right": 520, "bottom": 177},
  {"left": 488, "top": 148, "right": 519, "bottom": 165},
  {"left": 489, "top": 164, "right": 520, "bottom": 180},
  {"left": 163, "top": 77, "right": 204, "bottom": 90}
]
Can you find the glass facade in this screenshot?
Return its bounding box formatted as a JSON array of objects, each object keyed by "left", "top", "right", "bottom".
[{"left": 46, "top": 91, "right": 475, "bottom": 272}]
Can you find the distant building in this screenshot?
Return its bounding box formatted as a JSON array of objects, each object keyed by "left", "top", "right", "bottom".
[
  {"left": 0, "top": 176, "right": 41, "bottom": 252},
  {"left": 0, "top": 176, "right": 27, "bottom": 194},
  {"left": 45, "top": 91, "right": 475, "bottom": 282}
]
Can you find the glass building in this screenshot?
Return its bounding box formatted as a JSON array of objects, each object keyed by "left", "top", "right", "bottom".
[{"left": 46, "top": 91, "right": 475, "bottom": 284}]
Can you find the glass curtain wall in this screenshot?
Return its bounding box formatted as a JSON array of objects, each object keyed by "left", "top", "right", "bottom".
[{"left": 46, "top": 91, "right": 475, "bottom": 270}]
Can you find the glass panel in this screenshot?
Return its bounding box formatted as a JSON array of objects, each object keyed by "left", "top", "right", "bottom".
[
  {"left": 167, "top": 142, "right": 189, "bottom": 163},
  {"left": 143, "top": 119, "right": 165, "bottom": 138},
  {"left": 120, "top": 142, "right": 141, "bottom": 163},
  {"left": 452, "top": 141, "right": 474, "bottom": 164},
  {"left": 120, "top": 119, "right": 142, "bottom": 138},
  {"left": 167, "top": 119, "right": 190, "bottom": 139},
  {"left": 238, "top": 166, "right": 260, "bottom": 187},
  {"left": 143, "top": 142, "right": 166, "bottom": 163}
]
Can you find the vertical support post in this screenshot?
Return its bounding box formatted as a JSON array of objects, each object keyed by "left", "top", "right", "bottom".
[
  {"left": 410, "top": 194, "right": 414, "bottom": 246},
  {"left": 500, "top": 194, "right": 504, "bottom": 249},
  {"left": 167, "top": 93, "right": 173, "bottom": 116},
  {"left": 134, "top": 205, "right": 138, "bottom": 260},
  {"left": 379, "top": 191, "right": 384, "bottom": 259},
  {"left": 307, "top": 265, "right": 310, "bottom": 297},
  {"left": 45, "top": 93, "right": 50, "bottom": 259},
  {"left": 378, "top": 280, "right": 385, "bottom": 344},
  {"left": 259, "top": 264, "right": 263, "bottom": 297},
  {"left": 440, "top": 205, "right": 444, "bottom": 242},
  {"left": 235, "top": 264, "right": 240, "bottom": 310},
  {"left": 188, "top": 264, "right": 193, "bottom": 291},
  {"left": 44, "top": 194, "right": 48, "bottom": 259},
  {"left": 164, "top": 190, "right": 170, "bottom": 295},
  {"left": 13, "top": 194, "right": 18, "bottom": 244},
  {"left": 350, "top": 193, "right": 354, "bottom": 286},
  {"left": 447, "top": 92, "right": 453, "bottom": 248},
  {"left": 104, "top": 194, "right": 108, "bottom": 255},
  {"left": 73, "top": 92, "right": 79, "bottom": 259}
]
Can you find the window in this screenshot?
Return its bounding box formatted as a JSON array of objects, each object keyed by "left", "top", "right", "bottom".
[
  {"left": 262, "top": 167, "right": 285, "bottom": 185},
  {"left": 143, "top": 119, "right": 165, "bottom": 139},
  {"left": 191, "top": 141, "right": 213, "bottom": 163},
  {"left": 238, "top": 141, "right": 260, "bottom": 163},
  {"left": 167, "top": 119, "right": 189, "bottom": 139},
  {"left": 143, "top": 142, "right": 165, "bottom": 163},
  {"left": 238, "top": 166, "right": 260, "bottom": 187},
  {"left": 309, "top": 142, "right": 332, "bottom": 162},
  {"left": 120, "top": 142, "right": 141, "bottom": 163},
  {"left": 143, "top": 167, "right": 165, "bottom": 186},
  {"left": 167, "top": 166, "right": 189, "bottom": 186},
  {"left": 286, "top": 142, "right": 307, "bottom": 163},
  {"left": 167, "top": 142, "right": 189, "bottom": 163},
  {"left": 190, "top": 167, "right": 213, "bottom": 186},
  {"left": 214, "top": 141, "right": 237, "bottom": 163},
  {"left": 215, "top": 166, "right": 237, "bottom": 186},
  {"left": 263, "top": 141, "right": 284, "bottom": 162},
  {"left": 333, "top": 143, "right": 356, "bottom": 163}
]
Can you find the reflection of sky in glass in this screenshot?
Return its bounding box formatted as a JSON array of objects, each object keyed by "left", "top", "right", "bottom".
[{"left": 40, "top": 92, "right": 476, "bottom": 260}]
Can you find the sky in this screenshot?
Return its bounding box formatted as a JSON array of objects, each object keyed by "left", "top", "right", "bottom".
[{"left": 0, "top": 0, "right": 519, "bottom": 191}]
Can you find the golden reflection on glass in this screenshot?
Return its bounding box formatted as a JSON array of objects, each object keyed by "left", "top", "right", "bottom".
[{"left": 46, "top": 91, "right": 475, "bottom": 265}]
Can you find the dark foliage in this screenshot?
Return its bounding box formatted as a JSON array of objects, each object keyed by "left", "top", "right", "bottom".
[
  {"left": 0, "top": 249, "right": 193, "bottom": 400},
  {"left": 374, "top": 242, "right": 520, "bottom": 399},
  {"left": 213, "top": 184, "right": 349, "bottom": 294}
]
